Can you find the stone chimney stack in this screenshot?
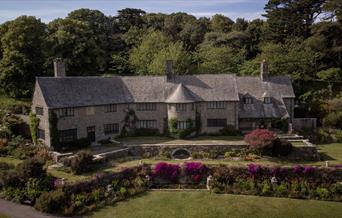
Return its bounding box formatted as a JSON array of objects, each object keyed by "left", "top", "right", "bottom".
[
  {"left": 54, "top": 58, "right": 66, "bottom": 78},
  {"left": 260, "top": 59, "right": 268, "bottom": 81},
  {"left": 166, "top": 60, "right": 174, "bottom": 82}
]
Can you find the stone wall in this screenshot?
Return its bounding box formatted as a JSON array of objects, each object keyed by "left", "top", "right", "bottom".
[
  {"left": 128, "top": 143, "right": 248, "bottom": 157},
  {"left": 293, "top": 118, "right": 317, "bottom": 131}
]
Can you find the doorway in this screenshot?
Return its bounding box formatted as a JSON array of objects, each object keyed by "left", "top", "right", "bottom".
[{"left": 87, "top": 126, "right": 96, "bottom": 142}]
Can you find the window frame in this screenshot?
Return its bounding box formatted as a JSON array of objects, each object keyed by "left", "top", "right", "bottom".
[
  {"left": 137, "top": 120, "right": 157, "bottom": 129},
  {"left": 59, "top": 128, "right": 77, "bottom": 142},
  {"left": 264, "top": 97, "right": 272, "bottom": 104},
  {"left": 38, "top": 128, "right": 45, "bottom": 140},
  {"left": 105, "top": 104, "right": 117, "bottom": 113},
  {"left": 207, "top": 119, "right": 227, "bottom": 127},
  {"left": 177, "top": 121, "right": 189, "bottom": 130},
  {"left": 59, "top": 107, "right": 75, "bottom": 117},
  {"left": 207, "top": 101, "right": 226, "bottom": 109},
  {"left": 104, "top": 123, "right": 119, "bottom": 135},
  {"left": 136, "top": 103, "right": 157, "bottom": 111},
  {"left": 175, "top": 104, "right": 187, "bottom": 112},
  {"left": 243, "top": 97, "right": 253, "bottom": 104},
  {"left": 35, "top": 107, "right": 44, "bottom": 116}
]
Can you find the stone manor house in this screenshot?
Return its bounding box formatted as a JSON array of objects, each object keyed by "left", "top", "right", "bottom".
[{"left": 32, "top": 59, "right": 295, "bottom": 147}]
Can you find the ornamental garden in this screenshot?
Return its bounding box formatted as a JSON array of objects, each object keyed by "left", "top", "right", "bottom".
[{"left": 0, "top": 111, "right": 341, "bottom": 216}]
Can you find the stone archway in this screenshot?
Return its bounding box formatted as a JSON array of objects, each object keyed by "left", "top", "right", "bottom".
[{"left": 171, "top": 148, "right": 191, "bottom": 160}]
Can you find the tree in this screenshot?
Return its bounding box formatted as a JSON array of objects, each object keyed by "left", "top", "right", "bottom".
[
  {"left": 47, "top": 18, "right": 102, "bottom": 76},
  {"left": 264, "top": 0, "right": 326, "bottom": 41},
  {"left": 0, "top": 16, "right": 47, "bottom": 97},
  {"left": 148, "top": 42, "right": 192, "bottom": 75},
  {"left": 129, "top": 30, "right": 170, "bottom": 74},
  {"left": 116, "top": 8, "right": 146, "bottom": 32},
  {"left": 232, "top": 18, "right": 248, "bottom": 31},
  {"left": 210, "top": 14, "right": 234, "bottom": 33},
  {"left": 67, "top": 9, "right": 116, "bottom": 71},
  {"left": 195, "top": 44, "right": 245, "bottom": 74}
]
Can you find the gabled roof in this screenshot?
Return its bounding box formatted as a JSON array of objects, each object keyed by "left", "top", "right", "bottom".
[
  {"left": 237, "top": 76, "right": 294, "bottom": 118},
  {"left": 36, "top": 74, "right": 239, "bottom": 108},
  {"left": 166, "top": 83, "right": 201, "bottom": 103}
]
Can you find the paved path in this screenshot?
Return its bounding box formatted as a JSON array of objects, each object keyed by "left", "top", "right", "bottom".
[{"left": 0, "top": 199, "right": 66, "bottom": 218}]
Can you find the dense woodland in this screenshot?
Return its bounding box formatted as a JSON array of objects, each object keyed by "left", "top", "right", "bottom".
[{"left": 0, "top": 0, "right": 341, "bottom": 126}]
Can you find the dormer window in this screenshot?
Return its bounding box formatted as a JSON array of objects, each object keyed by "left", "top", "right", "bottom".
[
  {"left": 264, "top": 97, "right": 272, "bottom": 104},
  {"left": 243, "top": 97, "right": 253, "bottom": 104}
]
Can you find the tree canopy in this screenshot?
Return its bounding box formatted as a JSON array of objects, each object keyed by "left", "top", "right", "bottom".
[{"left": 0, "top": 2, "right": 341, "bottom": 121}]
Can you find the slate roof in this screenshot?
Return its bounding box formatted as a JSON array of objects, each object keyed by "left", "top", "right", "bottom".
[
  {"left": 236, "top": 76, "right": 295, "bottom": 119},
  {"left": 166, "top": 83, "right": 201, "bottom": 103},
  {"left": 36, "top": 74, "right": 240, "bottom": 108}
]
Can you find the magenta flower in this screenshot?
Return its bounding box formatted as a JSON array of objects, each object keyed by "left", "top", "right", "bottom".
[{"left": 247, "top": 163, "right": 261, "bottom": 176}]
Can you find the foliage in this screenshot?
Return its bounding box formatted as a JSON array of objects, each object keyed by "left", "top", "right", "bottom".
[
  {"left": 16, "top": 157, "right": 46, "bottom": 179},
  {"left": 168, "top": 118, "right": 195, "bottom": 139},
  {"left": 219, "top": 125, "right": 242, "bottom": 136},
  {"left": 34, "top": 190, "right": 67, "bottom": 213},
  {"left": 271, "top": 139, "right": 293, "bottom": 156},
  {"left": 153, "top": 162, "right": 180, "bottom": 182},
  {"left": 70, "top": 150, "right": 94, "bottom": 174},
  {"left": 0, "top": 16, "right": 47, "bottom": 97},
  {"left": 49, "top": 111, "right": 59, "bottom": 150},
  {"left": 244, "top": 129, "right": 277, "bottom": 150},
  {"left": 183, "top": 162, "right": 208, "bottom": 183},
  {"left": 29, "top": 112, "right": 39, "bottom": 145}
]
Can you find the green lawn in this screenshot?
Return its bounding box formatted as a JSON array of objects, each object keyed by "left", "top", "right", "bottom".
[
  {"left": 317, "top": 143, "right": 342, "bottom": 165},
  {"left": 0, "top": 156, "right": 23, "bottom": 165},
  {"left": 89, "top": 191, "right": 342, "bottom": 218},
  {"left": 118, "top": 136, "right": 245, "bottom": 145}
]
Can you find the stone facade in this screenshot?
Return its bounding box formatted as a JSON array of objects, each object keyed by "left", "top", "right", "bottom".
[{"left": 32, "top": 60, "right": 295, "bottom": 148}]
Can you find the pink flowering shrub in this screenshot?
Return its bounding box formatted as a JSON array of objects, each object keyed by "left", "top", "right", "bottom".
[
  {"left": 184, "top": 162, "right": 208, "bottom": 183},
  {"left": 244, "top": 129, "right": 277, "bottom": 150},
  {"left": 154, "top": 162, "right": 180, "bottom": 181}
]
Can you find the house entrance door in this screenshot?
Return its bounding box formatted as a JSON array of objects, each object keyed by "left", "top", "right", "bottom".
[{"left": 87, "top": 126, "right": 96, "bottom": 142}]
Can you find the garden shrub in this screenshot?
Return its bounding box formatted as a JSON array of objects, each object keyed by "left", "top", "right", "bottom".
[
  {"left": 29, "top": 112, "right": 39, "bottom": 145},
  {"left": 244, "top": 129, "right": 276, "bottom": 150},
  {"left": 323, "top": 111, "right": 342, "bottom": 129},
  {"left": 224, "top": 151, "right": 240, "bottom": 158},
  {"left": 34, "top": 190, "right": 67, "bottom": 214},
  {"left": 17, "top": 157, "right": 46, "bottom": 179},
  {"left": 70, "top": 151, "right": 94, "bottom": 174},
  {"left": 219, "top": 125, "right": 242, "bottom": 136},
  {"left": 153, "top": 162, "right": 180, "bottom": 182},
  {"left": 310, "top": 128, "right": 333, "bottom": 144},
  {"left": 183, "top": 162, "right": 208, "bottom": 183},
  {"left": 334, "top": 129, "right": 342, "bottom": 143},
  {"left": 168, "top": 118, "right": 195, "bottom": 139},
  {"left": 271, "top": 138, "right": 293, "bottom": 156}
]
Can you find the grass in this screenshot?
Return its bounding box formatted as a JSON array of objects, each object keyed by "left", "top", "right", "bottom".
[
  {"left": 0, "top": 156, "right": 23, "bottom": 165},
  {"left": 118, "top": 135, "right": 245, "bottom": 145},
  {"left": 317, "top": 143, "right": 342, "bottom": 165},
  {"left": 89, "top": 191, "right": 342, "bottom": 218}
]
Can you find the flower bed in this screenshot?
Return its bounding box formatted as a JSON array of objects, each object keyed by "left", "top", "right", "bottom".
[{"left": 210, "top": 164, "right": 342, "bottom": 201}]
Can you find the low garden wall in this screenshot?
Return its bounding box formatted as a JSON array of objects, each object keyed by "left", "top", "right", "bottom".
[
  {"left": 129, "top": 144, "right": 248, "bottom": 158},
  {"left": 128, "top": 143, "right": 320, "bottom": 161}
]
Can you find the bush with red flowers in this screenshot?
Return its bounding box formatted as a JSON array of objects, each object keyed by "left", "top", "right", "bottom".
[
  {"left": 153, "top": 162, "right": 180, "bottom": 182},
  {"left": 244, "top": 129, "right": 277, "bottom": 150},
  {"left": 184, "top": 162, "right": 208, "bottom": 183}
]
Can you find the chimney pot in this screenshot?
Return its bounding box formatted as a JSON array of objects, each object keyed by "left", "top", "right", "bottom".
[
  {"left": 260, "top": 59, "right": 268, "bottom": 81},
  {"left": 54, "top": 58, "right": 66, "bottom": 77}
]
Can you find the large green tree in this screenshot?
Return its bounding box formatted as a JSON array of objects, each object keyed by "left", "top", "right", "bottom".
[
  {"left": 0, "top": 16, "right": 47, "bottom": 97},
  {"left": 210, "top": 14, "right": 234, "bottom": 33},
  {"left": 264, "top": 0, "right": 326, "bottom": 41},
  {"left": 47, "top": 18, "right": 102, "bottom": 76}
]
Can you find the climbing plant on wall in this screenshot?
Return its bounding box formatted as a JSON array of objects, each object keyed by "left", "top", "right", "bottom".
[
  {"left": 168, "top": 118, "right": 195, "bottom": 139},
  {"left": 29, "top": 112, "right": 39, "bottom": 145},
  {"left": 49, "top": 111, "right": 59, "bottom": 150}
]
